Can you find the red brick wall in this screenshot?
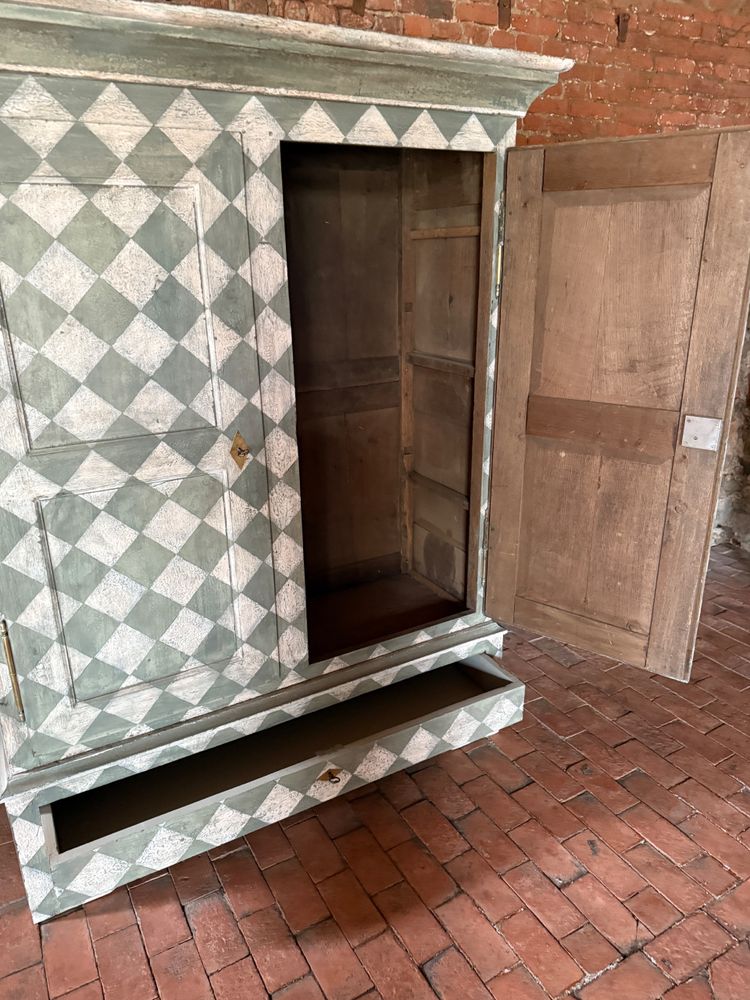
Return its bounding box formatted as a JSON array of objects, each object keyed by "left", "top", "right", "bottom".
[{"left": 160, "top": 0, "right": 750, "bottom": 143}]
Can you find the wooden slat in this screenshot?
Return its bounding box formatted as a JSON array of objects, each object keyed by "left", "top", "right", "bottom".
[
  {"left": 647, "top": 130, "right": 750, "bottom": 680},
  {"left": 515, "top": 597, "right": 648, "bottom": 667},
  {"left": 409, "top": 226, "right": 480, "bottom": 240},
  {"left": 543, "top": 133, "right": 718, "bottom": 192},
  {"left": 297, "top": 381, "right": 400, "bottom": 418},
  {"left": 410, "top": 471, "right": 470, "bottom": 510},
  {"left": 294, "top": 356, "right": 399, "bottom": 392},
  {"left": 485, "top": 148, "right": 545, "bottom": 622},
  {"left": 400, "top": 152, "right": 416, "bottom": 575},
  {"left": 409, "top": 352, "right": 474, "bottom": 378},
  {"left": 526, "top": 396, "right": 679, "bottom": 462}
]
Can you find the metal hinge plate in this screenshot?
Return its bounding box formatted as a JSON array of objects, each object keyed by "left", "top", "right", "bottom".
[{"left": 681, "top": 415, "right": 723, "bottom": 452}]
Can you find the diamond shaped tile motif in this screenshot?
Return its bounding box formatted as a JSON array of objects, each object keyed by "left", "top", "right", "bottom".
[
  {"left": 4, "top": 630, "right": 510, "bottom": 922},
  {"left": 0, "top": 73, "right": 509, "bottom": 814},
  {"left": 0, "top": 108, "right": 287, "bottom": 768}
]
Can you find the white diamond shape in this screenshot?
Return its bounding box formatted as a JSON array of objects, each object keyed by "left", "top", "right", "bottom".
[
  {"left": 102, "top": 241, "right": 167, "bottom": 309},
  {"left": 55, "top": 386, "right": 120, "bottom": 441},
  {"left": 92, "top": 185, "right": 161, "bottom": 238},
  {"left": 86, "top": 571, "right": 145, "bottom": 621},
  {"left": 40, "top": 317, "right": 110, "bottom": 382},
  {"left": 81, "top": 83, "right": 152, "bottom": 127},
  {"left": 125, "top": 381, "right": 184, "bottom": 434},
  {"left": 68, "top": 854, "right": 131, "bottom": 897},
  {"left": 256, "top": 369, "right": 294, "bottom": 425},
  {"left": 135, "top": 827, "right": 194, "bottom": 869},
  {"left": 114, "top": 314, "right": 176, "bottom": 375},
  {"left": 346, "top": 106, "right": 398, "bottom": 146},
  {"left": 7, "top": 118, "right": 73, "bottom": 159},
  {"left": 400, "top": 727, "right": 440, "bottom": 763},
  {"left": 245, "top": 171, "right": 283, "bottom": 237},
  {"left": 253, "top": 784, "right": 303, "bottom": 824},
  {"left": 97, "top": 623, "right": 154, "bottom": 671},
  {"left": 27, "top": 242, "right": 97, "bottom": 311},
  {"left": 249, "top": 242, "right": 286, "bottom": 303},
  {"left": 276, "top": 579, "right": 305, "bottom": 624},
  {"left": 255, "top": 308, "right": 291, "bottom": 366},
  {"left": 264, "top": 427, "right": 297, "bottom": 479},
  {"left": 77, "top": 512, "right": 138, "bottom": 566},
  {"left": 269, "top": 482, "right": 301, "bottom": 531},
  {"left": 161, "top": 607, "right": 213, "bottom": 655},
  {"left": 288, "top": 102, "right": 344, "bottom": 143},
  {"left": 272, "top": 533, "right": 303, "bottom": 578},
  {"left": 233, "top": 97, "right": 285, "bottom": 166},
  {"left": 401, "top": 111, "right": 449, "bottom": 149},
  {"left": 197, "top": 804, "right": 250, "bottom": 846},
  {"left": 144, "top": 500, "right": 201, "bottom": 553},
  {"left": 354, "top": 745, "right": 399, "bottom": 781},
  {"left": 450, "top": 114, "right": 494, "bottom": 151},
  {"left": 442, "top": 709, "right": 482, "bottom": 747},
  {"left": 153, "top": 556, "right": 207, "bottom": 605},
  {"left": 11, "top": 182, "right": 87, "bottom": 238}
]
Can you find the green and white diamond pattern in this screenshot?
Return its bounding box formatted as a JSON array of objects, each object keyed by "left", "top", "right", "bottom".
[
  {"left": 0, "top": 73, "right": 511, "bottom": 778},
  {"left": 3, "top": 631, "right": 513, "bottom": 923}
]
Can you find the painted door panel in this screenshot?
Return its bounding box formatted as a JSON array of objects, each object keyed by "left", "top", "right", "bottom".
[
  {"left": 0, "top": 121, "right": 280, "bottom": 767},
  {"left": 486, "top": 130, "right": 750, "bottom": 680}
]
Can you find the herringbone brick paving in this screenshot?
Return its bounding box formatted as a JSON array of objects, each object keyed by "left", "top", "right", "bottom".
[{"left": 3, "top": 544, "right": 750, "bottom": 998}]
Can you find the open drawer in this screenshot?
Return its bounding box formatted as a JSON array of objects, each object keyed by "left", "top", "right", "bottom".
[{"left": 40, "top": 655, "right": 523, "bottom": 880}]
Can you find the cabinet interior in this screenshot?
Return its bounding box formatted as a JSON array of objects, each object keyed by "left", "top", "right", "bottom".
[
  {"left": 281, "top": 143, "right": 486, "bottom": 661},
  {"left": 47, "top": 658, "right": 511, "bottom": 855}
]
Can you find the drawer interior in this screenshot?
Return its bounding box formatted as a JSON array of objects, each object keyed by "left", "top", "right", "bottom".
[{"left": 48, "top": 656, "right": 513, "bottom": 854}]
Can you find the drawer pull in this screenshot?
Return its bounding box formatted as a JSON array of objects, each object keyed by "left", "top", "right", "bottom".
[
  {"left": 319, "top": 768, "right": 342, "bottom": 784},
  {"left": 1, "top": 620, "right": 24, "bottom": 721}
]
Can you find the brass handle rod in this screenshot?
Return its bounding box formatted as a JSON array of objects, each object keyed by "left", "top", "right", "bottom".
[{"left": 1, "top": 620, "right": 25, "bottom": 721}]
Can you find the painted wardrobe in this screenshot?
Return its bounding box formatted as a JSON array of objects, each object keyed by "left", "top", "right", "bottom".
[{"left": 0, "top": 0, "right": 748, "bottom": 922}]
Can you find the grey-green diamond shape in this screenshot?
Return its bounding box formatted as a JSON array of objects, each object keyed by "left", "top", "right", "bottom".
[
  {"left": 203, "top": 205, "right": 251, "bottom": 271},
  {"left": 126, "top": 591, "right": 182, "bottom": 642},
  {"left": 212, "top": 274, "right": 255, "bottom": 337},
  {"left": 134, "top": 202, "right": 196, "bottom": 273},
  {"left": 85, "top": 350, "right": 149, "bottom": 411},
  {"left": 0, "top": 122, "right": 42, "bottom": 177},
  {"left": 5, "top": 282, "right": 67, "bottom": 350},
  {"left": 104, "top": 483, "right": 167, "bottom": 532},
  {"left": 180, "top": 521, "right": 226, "bottom": 572},
  {"left": 195, "top": 133, "right": 246, "bottom": 201},
  {"left": 143, "top": 275, "right": 203, "bottom": 341},
  {"left": 73, "top": 280, "right": 139, "bottom": 344},
  {"left": 127, "top": 130, "right": 191, "bottom": 187},
  {"left": 53, "top": 547, "right": 106, "bottom": 603},
  {"left": 115, "top": 535, "right": 174, "bottom": 588},
  {"left": 58, "top": 202, "right": 129, "bottom": 273},
  {"left": 42, "top": 494, "right": 100, "bottom": 546},
  {"left": 47, "top": 124, "right": 120, "bottom": 184},
  {"left": 0, "top": 201, "right": 54, "bottom": 277},
  {"left": 19, "top": 355, "right": 79, "bottom": 419},
  {"left": 64, "top": 605, "right": 119, "bottom": 659},
  {"left": 153, "top": 345, "right": 210, "bottom": 406}
]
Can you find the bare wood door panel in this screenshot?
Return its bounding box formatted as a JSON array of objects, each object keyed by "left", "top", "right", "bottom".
[{"left": 486, "top": 130, "right": 750, "bottom": 680}]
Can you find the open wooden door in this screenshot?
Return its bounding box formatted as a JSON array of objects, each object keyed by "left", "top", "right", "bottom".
[{"left": 486, "top": 130, "right": 750, "bottom": 680}]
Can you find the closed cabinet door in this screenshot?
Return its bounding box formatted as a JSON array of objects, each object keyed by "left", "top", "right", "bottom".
[
  {"left": 0, "top": 121, "right": 279, "bottom": 769},
  {"left": 487, "top": 129, "right": 750, "bottom": 680}
]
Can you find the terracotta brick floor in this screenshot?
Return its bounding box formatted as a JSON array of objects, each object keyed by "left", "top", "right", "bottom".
[{"left": 4, "top": 545, "right": 750, "bottom": 999}]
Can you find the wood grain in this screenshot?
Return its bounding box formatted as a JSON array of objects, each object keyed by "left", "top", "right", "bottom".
[
  {"left": 647, "top": 130, "right": 750, "bottom": 679},
  {"left": 544, "top": 133, "right": 718, "bottom": 192},
  {"left": 515, "top": 597, "right": 648, "bottom": 667},
  {"left": 485, "top": 147, "right": 545, "bottom": 622},
  {"left": 526, "top": 396, "right": 678, "bottom": 462}
]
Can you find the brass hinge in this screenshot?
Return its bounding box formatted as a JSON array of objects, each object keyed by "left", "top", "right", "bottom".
[
  {"left": 495, "top": 195, "right": 505, "bottom": 299},
  {"left": 1, "top": 620, "right": 25, "bottom": 721}
]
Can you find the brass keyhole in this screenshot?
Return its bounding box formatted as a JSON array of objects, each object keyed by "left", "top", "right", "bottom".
[{"left": 230, "top": 431, "right": 251, "bottom": 470}]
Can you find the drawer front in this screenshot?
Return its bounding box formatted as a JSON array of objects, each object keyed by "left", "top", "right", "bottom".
[{"left": 8, "top": 652, "right": 521, "bottom": 921}]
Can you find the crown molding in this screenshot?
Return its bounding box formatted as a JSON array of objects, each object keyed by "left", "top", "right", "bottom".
[{"left": 0, "top": 0, "right": 573, "bottom": 115}]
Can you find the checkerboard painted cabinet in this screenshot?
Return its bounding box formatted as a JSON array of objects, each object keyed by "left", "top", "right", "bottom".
[{"left": 0, "top": 0, "right": 748, "bottom": 921}]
